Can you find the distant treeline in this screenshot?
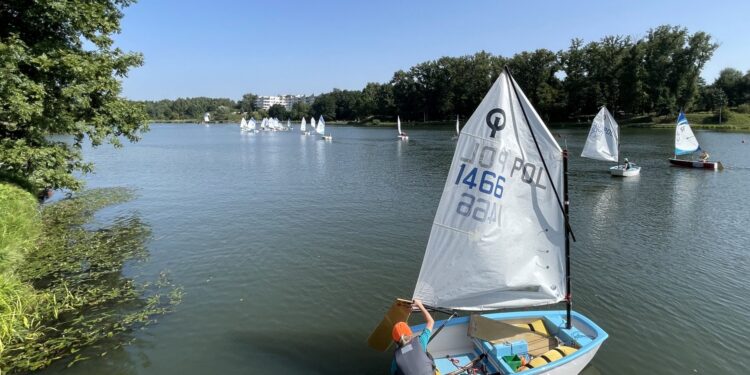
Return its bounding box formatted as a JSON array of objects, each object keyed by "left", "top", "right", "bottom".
[{"left": 138, "top": 25, "right": 750, "bottom": 123}]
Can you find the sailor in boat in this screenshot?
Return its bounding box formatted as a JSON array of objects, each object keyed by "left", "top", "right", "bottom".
[
  {"left": 623, "top": 158, "right": 631, "bottom": 170},
  {"left": 390, "top": 299, "right": 436, "bottom": 375},
  {"left": 699, "top": 150, "right": 710, "bottom": 162}
]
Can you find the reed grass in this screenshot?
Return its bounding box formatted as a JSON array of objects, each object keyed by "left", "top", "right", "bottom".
[{"left": 0, "top": 185, "right": 182, "bottom": 373}]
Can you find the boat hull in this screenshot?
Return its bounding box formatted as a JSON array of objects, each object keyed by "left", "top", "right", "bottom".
[
  {"left": 409, "top": 310, "right": 607, "bottom": 375},
  {"left": 398, "top": 135, "right": 409, "bottom": 140},
  {"left": 668, "top": 158, "right": 722, "bottom": 170},
  {"left": 610, "top": 165, "right": 640, "bottom": 177}
]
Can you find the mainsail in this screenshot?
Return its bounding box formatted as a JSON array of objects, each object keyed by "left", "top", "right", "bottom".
[
  {"left": 301, "top": 117, "right": 307, "bottom": 132},
  {"left": 413, "top": 70, "right": 566, "bottom": 311},
  {"left": 456, "top": 115, "right": 460, "bottom": 136},
  {"left": 240, "top": 117, "right": 247, "bottom": 130},
  {"left": 397, "top": 116, "right": 403, "bottom": 135},
  {"left": 675, "top": 112, "right": 700, "bottom": 155},
  {"left": 581, "top": 106, "right": 619, "bottom": 162},
  {"left": 287, "top": 119, "right": 292, "bottom": 130},
  {"left": 248, "top": 118, "right": 256, "bottom": 131},
  {"left": 316, "top": 116, "right": 325, "bottom": 135}
]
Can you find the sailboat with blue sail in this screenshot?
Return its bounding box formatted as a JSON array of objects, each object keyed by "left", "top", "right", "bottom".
[
  {"left": 668, "top": 112, "right": 722, "bottom": 170},
  {"left": 374, "top": 68, "right": 607, "bottom": 375}
]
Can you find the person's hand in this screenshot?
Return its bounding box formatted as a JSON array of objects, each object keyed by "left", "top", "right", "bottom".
[{"left": 412, "top": 299, "right": 425, "bottom": 311}]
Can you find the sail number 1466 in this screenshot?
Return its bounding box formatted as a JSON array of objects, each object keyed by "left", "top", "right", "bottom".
[{"left": 454, "top": 163, "right": 505, "bottom": 225}]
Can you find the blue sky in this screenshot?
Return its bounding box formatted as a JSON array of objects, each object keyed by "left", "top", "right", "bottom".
[{"left": 115, "top": 0, "right": 750, "bottom": 100}]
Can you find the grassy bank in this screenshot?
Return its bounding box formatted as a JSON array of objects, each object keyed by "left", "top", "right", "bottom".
[{"left": 0, "top": 184, "right": 181, "bottom": 373}]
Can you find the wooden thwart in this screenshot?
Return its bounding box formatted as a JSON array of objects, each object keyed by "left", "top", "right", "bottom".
[{"left": 367, "top": 298, "right": 413, "bottom": 352}]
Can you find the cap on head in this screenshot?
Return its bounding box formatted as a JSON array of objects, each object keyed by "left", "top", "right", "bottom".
[{"left": 392, "top": 321, "right": 412, "bottom": 342}]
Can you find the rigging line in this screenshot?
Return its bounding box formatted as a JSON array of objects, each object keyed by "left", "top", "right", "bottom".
[
  {"left": 504, "top": 66, "right": 576, "bottom": 242},
  {"left": 427, "top": 311, "right": 457, "bottom": 345}
]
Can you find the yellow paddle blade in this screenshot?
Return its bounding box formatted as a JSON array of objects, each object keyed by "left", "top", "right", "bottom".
[{"left": 367, "top": 298, "right": 412, "bottom": 352}]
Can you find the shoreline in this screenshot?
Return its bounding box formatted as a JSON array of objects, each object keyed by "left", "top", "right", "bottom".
[{"left": 148, "top": 120, "right": 750, "bottom": 130}]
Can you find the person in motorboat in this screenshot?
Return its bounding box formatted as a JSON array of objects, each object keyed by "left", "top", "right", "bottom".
[
  {"left": 623, "top": 158, "right": 631, "bottom": 170},
  {"left": 390, "top": 299, "right": 435, "bottom": 375},
  {"left": 699, "top": 150, "right": 710, "bottom": 162}
]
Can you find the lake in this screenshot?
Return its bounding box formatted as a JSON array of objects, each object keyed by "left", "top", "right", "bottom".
[{"left": 38, "top": 124, "right": 750, "bottom": 374}]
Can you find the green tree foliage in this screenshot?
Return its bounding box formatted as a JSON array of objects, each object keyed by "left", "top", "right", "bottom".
[
  {"left": 267, "top": 104, "right": 288, "bottom": 119},
  {"left": 237, "top": 93, "right": 258, "bottom": 114},
  {"left": 713, "top": 68, "right": 745, "bottom": 106},
  {"left": 0, "top": 0, "right": 149, "bottom": 192},
  {"left": 311, "top": 94, "right": 337, "bottom": 119},
  {"left": 290, "top": 101, "right": 311, "bottom": 120},
  {"left": 139, "top": 97, "right": 236, "bottom": 121}
]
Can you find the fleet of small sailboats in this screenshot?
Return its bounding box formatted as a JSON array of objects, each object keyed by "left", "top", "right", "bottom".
[
  {"left": 377, "top": 68, "right": 608, "bottom": 375},
  {"left": 582, "top": 106, "right": 641, "bottom": 177}
]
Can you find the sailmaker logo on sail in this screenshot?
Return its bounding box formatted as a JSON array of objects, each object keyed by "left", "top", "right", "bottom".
[{"left": 485, "top": 108, "right": 506, "bottom": 137}]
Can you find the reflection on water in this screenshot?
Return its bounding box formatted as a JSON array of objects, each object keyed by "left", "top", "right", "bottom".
[{"left": 37, "top": 125, "right": 750, "bottom": 375}]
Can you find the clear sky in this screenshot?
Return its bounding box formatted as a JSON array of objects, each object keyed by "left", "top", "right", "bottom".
[{"left": 115, "top": 0, "right": 750, "bottom": 100}]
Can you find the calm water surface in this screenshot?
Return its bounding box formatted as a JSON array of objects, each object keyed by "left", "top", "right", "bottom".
[{"left": 39, "top": 125, "right": 750, "bottom": 374}]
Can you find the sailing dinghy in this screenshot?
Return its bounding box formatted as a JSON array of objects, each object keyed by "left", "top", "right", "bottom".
[
  {"left": 240, "top": 117, "right": 248, "bottom": 132},
  {"left": 581, "top": 107, "right": 640, "bottom": 177},
  {"left": 203, "top": 112, "right": 210, "bottom": 126},
  {"left": 397, "top": 116, "right": 408, "bottom": 140},
  {"left": 668, "top": 112, "right": 722, "bottom": 170},
  {"left": 385, "top": 68, "right": 607, "bottom": 375},
  {"left": 453, "top": 115, "right": 461, "bottom": 140},
  {"left": 301, "top": 117, "right": 311, "bottom": 135},
  {"left": 318, "top": 116, "right": 331, "bottom": 140}
]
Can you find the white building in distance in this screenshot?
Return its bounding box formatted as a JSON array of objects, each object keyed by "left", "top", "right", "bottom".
[{"left": 255, "top": 95, "right": 316, "bottom": 110}]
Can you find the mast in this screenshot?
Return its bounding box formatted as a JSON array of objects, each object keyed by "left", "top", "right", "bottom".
[{"left": 563, "top": 149, "right": 572, "bottom": 330}]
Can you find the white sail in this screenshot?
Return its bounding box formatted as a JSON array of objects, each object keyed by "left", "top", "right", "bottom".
[
  {"left": 397, "top": 116, "right": 403, "bottom": 135},
  {"left": 413, "top": 70, "right": 566, "bottom": 311},
  {"left": 301, "top": 117, "right": 307, "bottom": 132},
  {"left": 581, "top": 106, "right": 619, "bottom": 162},
  {"left": 261, "top": 118, "right": 267, "bottom": 129},
  {"left": 287, "top": 119, "right": 292, "bottom": 130},
  {"left": 311, "top": 117, "right": 316, "bottom": 132},
  {"left": 316, "top": 116, "right": 325, "bottom": 135},
  {"left": 204, "top": 113, "right": 210, "bottom": 122},
  {"left": 240, "top": 117, "right": 247, "bottom": 130},
  {"left": 456, "top": 115, "right": 460, "bottom": 136},
  {"left": 675, "top": 112, "right": 700, "bottom": 155},
  {"left": 249, "top": 118, "right": 256, "bottom": 131}
]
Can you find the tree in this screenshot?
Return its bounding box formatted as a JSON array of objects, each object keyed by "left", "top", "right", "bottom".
[
  {"left": 290, "top": 101, "right": 311, "bottom": 120},
  {"left": 311, "top": 94, "right": 336, "bottom": 119},
  {"left": 713, "top": 68, "right": 744, "bottom": 106},
  {"left": 237, "top": 93, "right": 258, "bottom": 114},
  {"left": 0, "top": 0, "right": 148, "bottom": 192},
  {"left": 268, "top": 104, "right": 288, "bottom": 119}
]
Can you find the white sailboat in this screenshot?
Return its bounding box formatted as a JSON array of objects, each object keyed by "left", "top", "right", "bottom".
[
  {"left": 668, "top": 112, "right": 722, "bottom": 170},
  {"left": 385, "top": 68, "right": 607, "bottom": 375},
  {"left": 581, "top": 106, "right": 640, "bottom": 177},
  {"left": 453, "top": 114, "right": 461, "bottom": 140},
  {"left": 318, "top": 116, "right": 331, "bottom": 140},
  {"left": 287, "top": 119, "right": 292, "bottom": 132},
  {"left": 260, "top": 118, "right": 268, "bottom": 131},
  {"left": 248, "top": 118, "right": 257, "bottom": 133},
  {"left": 240, "top": 117, "right": 248, "bottom": 132},
  {"left": 397, "top": 116, "right": 408, "bottom": 140},
  {"left": 203, "top": 112, "right": 210, "bottom": 126}
]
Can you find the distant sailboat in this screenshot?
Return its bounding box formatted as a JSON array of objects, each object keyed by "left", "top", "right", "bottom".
[
  {"left": 371, "top": 68, "right": 608, "bottom": 375},
  {"left": 260, "top": 118, "right": 268, "bottom": 131},
  {"left": 301, "top": 117, "right": 311, "bottom": 135},
  {"left": 287, "top": 119, "right": 292, "bottom": 131},
  {"left": 318, "top": 116, "right": 331, "bottom": 140},
  {"left": 248, "top": 118, "right": 257, "bottom": 133},
  {"left": 203, "top": 112, "right": 210, "bottom": 126},
  {"left": 240, "top": 117, "right": 248, "bottom": 131},
  {"left": 669, "top": 112, "right": 722, "bottom": 169},
  {"left": 581, "top": 106, "right": 640, "bottom": 177},
  {"left": 453, "top": 115, "right": 460, "bottom": 140},
  {"left": 397, "top": 116, "right": 408, "bottom": 140}
]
